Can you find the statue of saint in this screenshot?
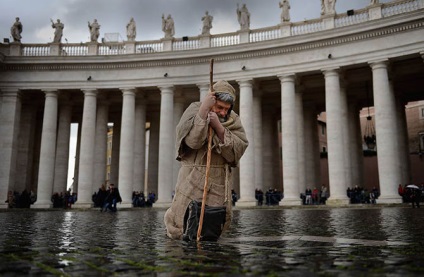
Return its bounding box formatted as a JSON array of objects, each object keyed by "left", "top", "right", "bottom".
[
  {"left": 51, "top": 18, "right": 64, "bottom": 43},
  {"left": 11, "top": 17, "right": 23, "bottom": 42},
  {"left": 236, "top": 3, "right": 250, "bottom": 31},
  {"left": 88, "top": 19, "right": 101, "bottom": 42},
  {"left": 279, "top": 0, "right": 291, "bottom": 23},
  {"left": 321, "top": 0, "right": 337, "bottom": 16},
  {"left": 201, "top": 11, "right": 213, "bottom": 35},
  {"left": 126, "top": 17, "right": 136, "bottom": 41},
  {"left": 370, "top": 0, "right": 379, "bottom": 5},
  {"left": 162, "top": 14, "right": 175, "bottom": 39}
]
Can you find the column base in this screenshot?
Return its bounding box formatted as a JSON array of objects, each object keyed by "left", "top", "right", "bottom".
[
  {"left": 376, "top": 196, "right": 402, "bottom": 204},
  {"left": 119, "top": 202, "right": 133, "bottom": 209},
  {"left": 0, "top": 203, "right": 9, "bottom": 209},
  {"left": 153, "top": 201, "right": 172, "bottom": 208},
  {"left": 279, "top": 198, "right": 302, "bottom": 206},
  {"left": 31, "top": 201, "right": 52, "bottom": 209},
  {"left": 326, "top": 198, "right": 350, "bottom": 206},
  {"left": 235, "top": 200, "right": 257, "bottom": 207},
  {"left": 72, "top": 202, "right": 93, "bottom": 209}
]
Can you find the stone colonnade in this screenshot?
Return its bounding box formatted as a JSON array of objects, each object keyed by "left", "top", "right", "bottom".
[{"left": 0, "top": 59, "right": 411, "bottom": 209}]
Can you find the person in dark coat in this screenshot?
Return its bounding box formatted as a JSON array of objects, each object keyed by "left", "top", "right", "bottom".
[{"left": 102, "top": 184, "right": 122, "bottom": 212}]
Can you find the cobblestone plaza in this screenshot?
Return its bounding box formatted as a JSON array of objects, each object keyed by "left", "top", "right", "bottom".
[{"left": 1, "top": 206, "right": 423, "bottom": 276}]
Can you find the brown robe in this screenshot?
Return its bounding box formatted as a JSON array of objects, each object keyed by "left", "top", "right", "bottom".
[{"left": 164, "top": 102, "right": 248, "bottom": 239}]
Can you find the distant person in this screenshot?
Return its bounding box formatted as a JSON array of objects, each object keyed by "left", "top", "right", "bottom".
[
  {"left": 11, "top": 17, "right": 23, "bottom": 42},
  {"left": 88, "top": 19, "right": 100, "bottom": 42},
  {"left": 102, "top": 184, "right": 122, "bottom": 212},
  {"left": 126, "top": 17, "right": 136, "bottom": 41},
  {"left": 51, "top": 18, "right": 64, "bottom": 43}
]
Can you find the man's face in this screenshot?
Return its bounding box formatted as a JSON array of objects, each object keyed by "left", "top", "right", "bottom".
[{"left": 211, "top": 100, "right": 231, "bottom": 122}]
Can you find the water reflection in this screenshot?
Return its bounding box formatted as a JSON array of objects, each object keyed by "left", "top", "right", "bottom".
[{"left": 0, "top": 207, "right": 423, "bottom": 276}]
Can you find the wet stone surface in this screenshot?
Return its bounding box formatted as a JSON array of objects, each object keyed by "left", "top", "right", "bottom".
[{"left": 0, "top": 206, "right": 423, "bottom": 276}]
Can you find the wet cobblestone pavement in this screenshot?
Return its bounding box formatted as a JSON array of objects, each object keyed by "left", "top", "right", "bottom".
[{"left": 0, "top": 206, "right": 423, "bottom": 276}]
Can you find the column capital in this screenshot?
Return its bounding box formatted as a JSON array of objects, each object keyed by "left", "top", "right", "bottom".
[
  {"left": 236, "top": 79, "right": 253, "bottom": 87},
  {"left": 420, "top": 51, "right": 424, "bottom": 61},
  {"left": 277, "top": 74, "right": 296, "bottom": 83},
  {"left": 196, "top": 83, "right": 210, "bottom": 90},
  {"left": 81, "top": 89, "right": 98, "bottom": 97},
  {"left": 119, "top": 87, "right": 136, "bottom": 94},
  {"left": 42, "top": 89, "right": 59, "bottom": 98},
  {"left": 321, "top": 67, "right": 340, "bottom": 76},
  {"left": 368, "top": 59, "right": 389, "bottom": 70},
  {"left": 0, "top": 88, "right": 21, "bottom": 97},
  {"left": 158, "top": 86, "right": 174, "bottom": 95}
]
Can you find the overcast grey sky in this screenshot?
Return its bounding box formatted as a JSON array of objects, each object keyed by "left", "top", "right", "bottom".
[{"left": 1, "top": 0, "right": 391, "bottom": 44}]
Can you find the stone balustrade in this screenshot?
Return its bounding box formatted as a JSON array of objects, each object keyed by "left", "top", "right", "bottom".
[{"left": 1, "top": 0, "right": 422, "bottom": 57}]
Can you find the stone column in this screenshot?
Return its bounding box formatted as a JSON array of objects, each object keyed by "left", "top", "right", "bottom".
[
  {"left": 340, "top": 79, "right": 352, "bottom": 190},
  {"left": 279, "top": 74, "right": 301, "bottom": 205},
  {"left": 53, "top": 101, "right": 72, "bottom": 194},
  {"left": 119, "top": 88, "right": 136, "bottom": 208},
  {"left": 155, "top": 86, "right": 174, "bottom": 207},
  {"left": 322, "top": 68, "right": 349, "bottom": 205},
  {"left": 349, "top": 102, "right": 364, "bottom": 187},
  {"left": 72, "top": 121, "right": 82, "bottom": 193},
  {"left": 370, "top": 60, "right": 402, "bottom": 203},
  {"left": 395, "top": 91, "right": 411, "bottom": 185},
  {"left": 146, "top": 112, "right": 159, "bottom": 196},
  {"left": 173, "top": 91, "right": 185, "bottom": 189},
  {"left": 74, "top": 89, "right": 97, "bottom": 208},
  {"left": 296, "top": 88, "right": 306, "bottom": 193},
  {"left": 261, "top": 105, "right": 275, "bottom": 192},
  {"left": 16, "top": 104, "right": 37, "bottom": 193},
  {"left": 197, "top": 83, "right": 209, "bottom": 101},
  {"left": 0, "top": 90, "right": 21, "bottom": 209},
  {"left": 110, "top": 117, "right": 121, "bottom": 186},
  {"left": 304, "top": 103, "right": 320, "bottom": 190},
  {"left": 133, "top": 94, "right": 146, "bottom": 193},
  {"left": 93, "top": 97, "right": 109, "bottom": 192},
  {"left": 32, "top": 90, "right": 58, "bottom": 209},
  {"left": 236, "top": 79, "right": 256, "bottom": 206},
  {"left": 253, "top": 91, "right": 263, "bottom": 194}
]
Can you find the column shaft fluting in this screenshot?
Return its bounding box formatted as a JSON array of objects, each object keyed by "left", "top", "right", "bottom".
[
  {"left": 146, "top": 113, "right": 159, "bottom": 196},
  {"left": 75, "top": 90, "right": 97, "bottom": 207},
  {"left": 93, "top": 100, "right": 109, "bottom": 191},
  {"left": 253, "top": 94, "right": 263, "bottom": 194},
  {"left": 133, "top": 97, "right": 146, "bottom": 193},
  {"left": 279, "top": 75, "right": 301, "bottom": 205},
  {"left": 119, "top": 88, "right": 136, "bottom": 207},
  {"left": 296, "top": 91, "right": 306, "bottom": 193},
  {"left": 323, "top": 69, "right": 349, "bottom": 204},
  {"left": 155, "top": 86, "right": 174, "bottom": 206},
  {"left": 370, "top": 61, "right": 402, "bottom": 203},
  {"left": 53, "top": 103, "right": 72, "bottom": 194},
  {"left": 237, "top": 79, "right": 257, "bottom": 206},
  {"left": 33, "top": 91, "right": 58, "bottom": 208},
  {"left": 0, "top": 91, "right": 21, "bottom": 209}
]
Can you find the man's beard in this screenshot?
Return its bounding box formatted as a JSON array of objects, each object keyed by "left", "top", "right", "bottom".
[{"left": 218, "top": 114, "right": 227, "bottom": 123}]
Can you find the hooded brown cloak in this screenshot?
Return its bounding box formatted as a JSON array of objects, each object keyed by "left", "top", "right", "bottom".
[{"left": 164, "top": 102, "right": 248, "bottom": 239}]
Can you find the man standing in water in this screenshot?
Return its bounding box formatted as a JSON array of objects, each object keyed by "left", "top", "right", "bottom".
[{"left": 164, "top": 80, "right": 248, "bottom": 240}]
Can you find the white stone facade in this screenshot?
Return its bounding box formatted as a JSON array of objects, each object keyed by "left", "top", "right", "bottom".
[{"left": 1, "top": 1, "right": 424, "bottom": 208}]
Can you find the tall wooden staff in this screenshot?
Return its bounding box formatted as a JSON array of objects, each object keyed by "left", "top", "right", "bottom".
[{"left": 197, "top": 58, "right": 214, "bottom": 242}]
